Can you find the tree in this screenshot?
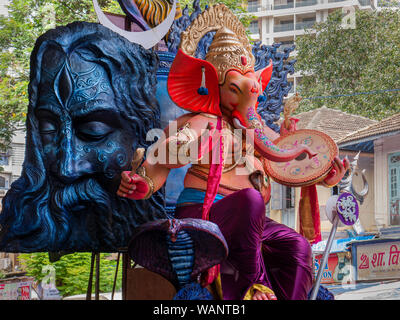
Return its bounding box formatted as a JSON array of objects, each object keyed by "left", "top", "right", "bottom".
[
  {"left": 18, "top": 252, "right": 122, "bottom": 297},
  {"left": 179, "top": 0, "right": 254, "bottom": 28},
  {"left": 0, "top": 0, "right": 123, "bottom": 152},
  {"left": 295, "top": 8, "right": 400, "bottom": 120},
  {"left": 0, "top": 0, "right": 125, "bottom": 297}
]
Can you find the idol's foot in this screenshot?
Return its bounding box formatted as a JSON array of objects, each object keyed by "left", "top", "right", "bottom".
[{"left": 252, "top": 289, "right": 277, "bottom": 300}]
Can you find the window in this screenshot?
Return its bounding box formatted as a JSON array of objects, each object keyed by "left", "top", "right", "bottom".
[
  {"left": 0, "top": 153, "right": 9, "bottom": 166},
  {"left": 0, "top": 176, "right": 9, "bottom": 189},
  {"left": 270, "top": 181, "right": 295, "bottom": 228},
  {"left": 282, "top": 185, "right": 295, "bottom": 228},
  {"left": 285, "top": 186, "right": 295, "bottom": 209},
  {"left": 247, "top": 0, "right": 259, "bottom": 12},
  {"left": 389, "top": 152, "right": 400, "bottom": 226},
  {"left": 248, "top": 20, "right": 259, "bottom": 34}
]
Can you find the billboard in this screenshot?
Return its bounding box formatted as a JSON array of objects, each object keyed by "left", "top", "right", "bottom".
[{"left": 352, "top": 239, "right": 400, "bottom": 281}]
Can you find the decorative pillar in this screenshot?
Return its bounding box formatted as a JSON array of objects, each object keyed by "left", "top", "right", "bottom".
[{"left": 374, "top": 139, "right": 387, "bottom": 229}]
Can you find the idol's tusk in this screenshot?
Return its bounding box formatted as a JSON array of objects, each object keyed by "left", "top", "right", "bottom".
[
  {"left": 232, "top": 117, "right": 247, "bottom": 130},
  {"left": 92, "top": 0, "right": 176, "bottom": 49}
]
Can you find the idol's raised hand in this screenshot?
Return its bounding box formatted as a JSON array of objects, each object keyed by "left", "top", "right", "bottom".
[{"left": 321, "top": 156, "right": 350, "bottom": 188}]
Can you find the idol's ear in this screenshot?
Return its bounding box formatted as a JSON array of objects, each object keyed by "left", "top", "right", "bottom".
[
  {"left": 168, "top": 49, "right": 221, "bottom": 116},
  {"left": 256, "top": 59, "right": 273, "bottom": 93}
]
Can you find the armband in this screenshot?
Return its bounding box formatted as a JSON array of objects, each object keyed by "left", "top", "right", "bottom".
[{"left": 169, "top": 122, "right": 198, "bottom": 161}]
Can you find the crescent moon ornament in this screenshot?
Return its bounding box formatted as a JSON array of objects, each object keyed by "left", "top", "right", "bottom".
[{"left": 92, "top": 0, "right": 176, "bottom": 49}]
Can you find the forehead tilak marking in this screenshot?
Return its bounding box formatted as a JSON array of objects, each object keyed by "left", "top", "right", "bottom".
[{"left": 51, "top": 56, "right": 113, "bottom": 111}]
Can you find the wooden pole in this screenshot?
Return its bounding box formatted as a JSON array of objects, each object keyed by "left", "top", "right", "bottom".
[{"left": 86, "top": 252, "right": 96, "bottom": 300}]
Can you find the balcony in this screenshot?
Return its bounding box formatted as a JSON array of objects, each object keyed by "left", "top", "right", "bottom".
[
  {"left": 296, "top": 0, "right": 318, "bottom": 6},
  {"left": 273, "top": 2, "right": 295, "bottom": 10},
  {"left": 274, "top": 23, "right": 295, "bottom": 32},
  {"left": 295, "top": 20, "right": 316, "bottom": 30}
]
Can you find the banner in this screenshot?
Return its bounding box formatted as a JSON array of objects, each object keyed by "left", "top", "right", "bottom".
[
  {"left": 354, "top": 239, "right": 400, "bottom": 281},
  {"left": 314, "top": 252, "right": 353, "bottom": 284},
  {"left": 0, "top": 277, "right": 33, "bottom": 300}
]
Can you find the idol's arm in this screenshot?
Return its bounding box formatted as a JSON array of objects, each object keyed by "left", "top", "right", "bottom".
[
  {"left": 117, "top": 159, "right": 171, "bottom": 200},
  {"left": 117, "top": 114, "right": 217, "bottom": 200}
]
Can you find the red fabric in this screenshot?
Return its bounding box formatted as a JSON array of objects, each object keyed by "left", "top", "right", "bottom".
[
  {"left": 201, "top": 116, "right": 224, "bottom": 286},
  {"left": 201, "top": 116, "right": 223, "bottom": 220},
  {"left": 167, "top": 49, "right": 221, "bottom": 116},
  {"left": 299, "top": 184, "right": 321, "bottom": 245},
  {"left": 258, "top": 61, "right": 273, "bottom": 92}
]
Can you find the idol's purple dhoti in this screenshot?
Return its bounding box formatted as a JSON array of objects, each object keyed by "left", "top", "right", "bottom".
[{"left": 175, "top": 188, "right": 313, "bottom": 300}]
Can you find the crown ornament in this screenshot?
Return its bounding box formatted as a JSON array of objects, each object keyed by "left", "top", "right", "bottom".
[{"left": 179, "top": 4, "right": 255, "bottom": 84}]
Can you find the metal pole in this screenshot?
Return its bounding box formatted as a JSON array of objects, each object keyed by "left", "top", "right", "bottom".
[
  {"left": 111, "top": 252, "right": 121, "bottom": 300},
  {"left": 86, "top": 252, "right": 96, "bottom": 300},
  {"left": 95, "top": 252, "right": 100, "bottom": 300},
  {"left": 310, "top": 215, "right": 339, "bottom": 300}
]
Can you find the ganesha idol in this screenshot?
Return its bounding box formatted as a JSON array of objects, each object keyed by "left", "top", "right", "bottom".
[{"left": 118, "top": 4, "right": 349, "bottom": 300}]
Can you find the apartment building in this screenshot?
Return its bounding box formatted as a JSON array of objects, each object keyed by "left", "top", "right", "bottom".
[
  {"left": 246, "top": 0, "right": 378, "bottom": 95},
  {"left": 0, "top": 129, "right": 25, "bottom": 205}
]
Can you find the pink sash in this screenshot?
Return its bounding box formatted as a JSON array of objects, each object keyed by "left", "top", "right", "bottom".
[{"left": 200, "top": 116, "right": 224, "bottom": 286}]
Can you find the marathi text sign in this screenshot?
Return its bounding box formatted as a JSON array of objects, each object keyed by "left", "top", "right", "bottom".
[{"left": 356, "top": 240, "right": 400, "bottom": 281}]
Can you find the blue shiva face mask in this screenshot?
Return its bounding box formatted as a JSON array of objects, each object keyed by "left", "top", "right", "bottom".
[
  {"left": 36, "top": 47, "right": 134, "bottom": 192},
  {"left": 0, "top": 22, "right": 166, "bottom": 252}
]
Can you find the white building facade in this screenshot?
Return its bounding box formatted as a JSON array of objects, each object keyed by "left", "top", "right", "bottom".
[
  {"left": 246, "top": 0, "right": 378, "bottom": 95},
  {"left": 0, "top": 129, "right": 25, "bottom": 202}
]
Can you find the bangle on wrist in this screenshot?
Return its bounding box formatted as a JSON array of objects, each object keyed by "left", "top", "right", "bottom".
[{"left": 136, "top": 166, "right": 155, "bottom": 199}]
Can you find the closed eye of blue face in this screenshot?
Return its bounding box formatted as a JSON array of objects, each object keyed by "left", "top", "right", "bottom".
[
  {"left": 37, "top": 110, "right": 59, "bottom": 136},
  {"left": 39, "top": 119, "right": 58, "bottom": 134},
  {"left": 76, "top": 121, "right": 114, "bottom": 141}
]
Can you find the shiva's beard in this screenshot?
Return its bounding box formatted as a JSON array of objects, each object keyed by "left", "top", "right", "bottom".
[
  {"left": 1, "top": 165, "right": 166, "bottom": 252},
  {"left": 48, "top": 176, "right": 154, "bottom": 251}
]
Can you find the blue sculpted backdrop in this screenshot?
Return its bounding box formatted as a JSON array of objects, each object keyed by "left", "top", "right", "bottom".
[
  {"left": 0, "top": 22, "right": 167, "bottom": 253},
  {"left": 0, "top": 0, "right": 295, "bottom": 254}
]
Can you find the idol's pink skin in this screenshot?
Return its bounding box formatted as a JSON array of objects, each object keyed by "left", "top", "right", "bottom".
[
  {"left": 117, "top": 70, "right": 347, "bottom": 208},
  {"left": 323, "top": 156, "right": 350, "bottom": 187},
  {"left": 116, "top": 68, "right": 348, "bottom": 301},
  {"left": 117, "top": 120, "right": 216, "bottom": 200},
  {"left": 220, "top": 70, "right": 316, "bottom": 163}
]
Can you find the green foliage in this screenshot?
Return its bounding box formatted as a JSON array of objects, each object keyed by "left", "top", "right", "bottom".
[
  {"left": 179, "top": 0, "right": 255, "bottom": 28},
  {"left": 0, "top": 0, "right": 121, "bottom": 151},
  {"left": 295, "top": 9, "right": 400, "bottom": 120},
  {"left": 18, "top": 252, "right": 122, "bottom": 297}
]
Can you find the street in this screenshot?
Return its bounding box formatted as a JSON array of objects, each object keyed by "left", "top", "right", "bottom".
[{"left": 327, "top": 280, "right": 400, "bottom": 300}]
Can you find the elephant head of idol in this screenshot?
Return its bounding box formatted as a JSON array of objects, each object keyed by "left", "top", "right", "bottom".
[{"left": 167, "top": 4, "right": 315, "bottom": 163}]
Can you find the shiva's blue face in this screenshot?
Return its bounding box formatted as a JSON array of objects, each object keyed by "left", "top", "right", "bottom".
[{"left": 35, "top": 49, "right": 134, "bottom": 193}]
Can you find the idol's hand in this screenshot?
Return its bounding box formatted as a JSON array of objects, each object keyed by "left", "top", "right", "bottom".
[
  {"left": 279, "top": 117, "right": 299, "bottom": 136},
  {"left": 117, "top": 172, "right": 150, "bottom": 200},
  {"left": 322, "top": 156, "right": 350, "bottom": 188}
]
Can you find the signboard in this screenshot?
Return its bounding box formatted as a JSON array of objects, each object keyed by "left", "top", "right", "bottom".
[
  {"left": 353, "top": 239, "right": 400, "bottom": 281},
  {"left": 314, "top": 252, "right": 353, "bottom": 284},
  {"left": 0, "top": 277, "right": 33, "bottom": 300}
]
